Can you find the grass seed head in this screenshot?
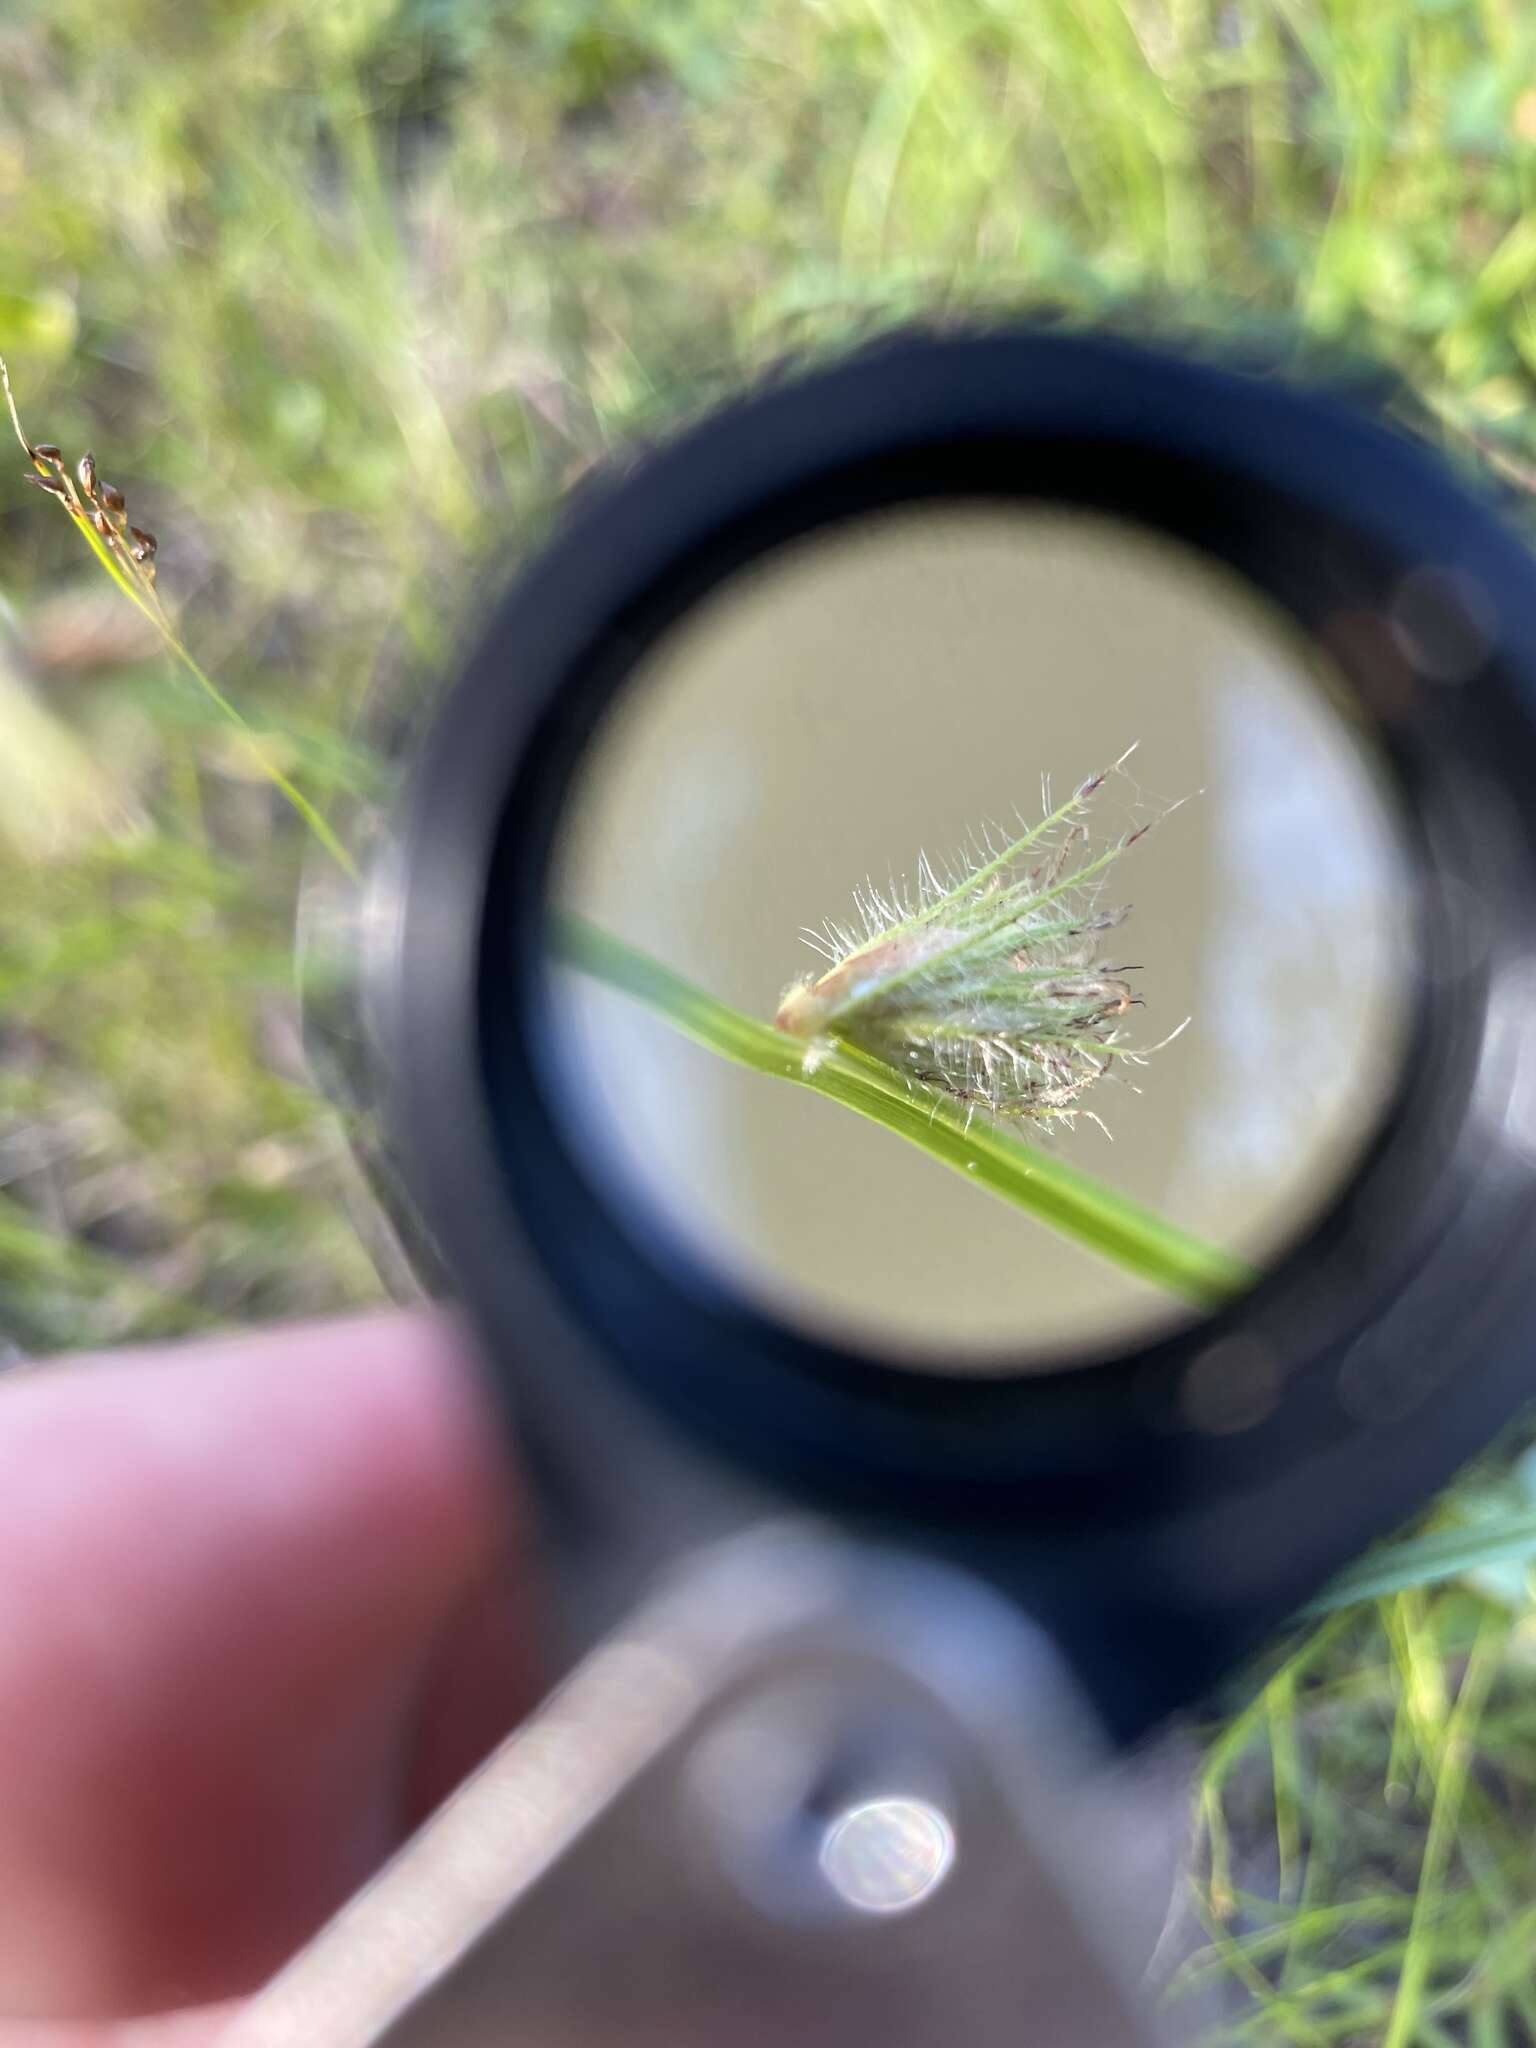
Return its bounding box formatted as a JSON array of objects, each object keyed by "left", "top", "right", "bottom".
[
  {"left": 2, "top": 358, "right": 166, "bottom": 607},
  {"left": 775, "top": 748, "right": 1184, "bottom": 1131}
]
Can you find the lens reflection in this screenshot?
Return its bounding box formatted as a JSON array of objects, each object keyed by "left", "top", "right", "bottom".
[
  {"left": 544, "top": 504, "right": 1412, "bottom": 1368},
  {"left": 819, "top": 1797, "right": 957, "bottom": 1915}
]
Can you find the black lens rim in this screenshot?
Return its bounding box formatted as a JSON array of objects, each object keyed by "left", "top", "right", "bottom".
[{"left": 384, "top": 325, "right": 1536, "bottom": 1537}]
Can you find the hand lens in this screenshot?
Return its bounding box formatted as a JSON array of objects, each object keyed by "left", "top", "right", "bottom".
[{"left": 267, "top": 323, "right": 1536, "bottom": 2043}]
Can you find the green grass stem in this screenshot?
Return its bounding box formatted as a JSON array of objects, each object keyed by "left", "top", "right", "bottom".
[{"left": 554, "top": 911, "right": 1254, "bottom": 1311}]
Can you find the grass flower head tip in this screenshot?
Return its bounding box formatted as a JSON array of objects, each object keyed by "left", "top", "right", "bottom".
[
  {"left": 2, "top": 357, "right": 355, "bottom": 876},
  {"left": 2, "top": 357, "right": 161, "bottom": 620}
]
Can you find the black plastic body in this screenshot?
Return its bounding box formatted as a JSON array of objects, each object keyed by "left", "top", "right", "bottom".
[{"left": 375, "top": 326, "right": 1536, "bottom": 1741}]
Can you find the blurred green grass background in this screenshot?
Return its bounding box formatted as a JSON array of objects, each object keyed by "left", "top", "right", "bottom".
[{"left": 8, "top": 0, "right": 1536, "bottom": 2037}]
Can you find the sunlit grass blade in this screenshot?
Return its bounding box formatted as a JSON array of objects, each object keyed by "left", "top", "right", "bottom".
[
  {"left": 1305, "top": 1506, "right": 1536, "bottom": 1612},
  {"left": 1381, "top": 1615, "right": 1502, "bottom": 2048}
]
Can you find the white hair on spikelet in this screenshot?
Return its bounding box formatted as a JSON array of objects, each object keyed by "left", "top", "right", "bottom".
[{"left": 774, "top": 747, "right": 1188, "bottom": 1133}]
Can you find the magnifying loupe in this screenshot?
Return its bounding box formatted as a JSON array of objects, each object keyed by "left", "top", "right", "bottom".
[
  {"left": 261, "top": 324, "right": 1536, "bottom": 2046},
  {"left": 362, "top": 322, "right": 1536, "bottom": 1713},
  {"left": 546, "top": 499, "right": 1409, "bottom": 1367}
]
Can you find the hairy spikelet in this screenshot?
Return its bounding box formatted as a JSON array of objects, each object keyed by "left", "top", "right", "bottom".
[{"left": 774, "top": 748, "right": 1183, "bottom": 1129}]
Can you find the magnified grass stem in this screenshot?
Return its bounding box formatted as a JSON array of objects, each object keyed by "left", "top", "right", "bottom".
[{"left": 553, "top": 913, "right": 1253, "bottom": 1311}]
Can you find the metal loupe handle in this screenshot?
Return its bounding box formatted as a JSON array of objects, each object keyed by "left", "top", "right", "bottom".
[{"left": 220, "top": 1528, "right": 1180, "bottom": 2047}]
